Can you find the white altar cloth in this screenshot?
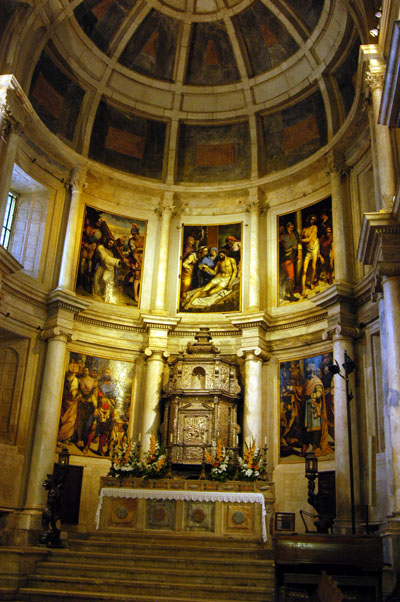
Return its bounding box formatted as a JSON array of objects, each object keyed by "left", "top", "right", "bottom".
[{"left": 96, "top": 487, "right": 267, "bottom": 541}]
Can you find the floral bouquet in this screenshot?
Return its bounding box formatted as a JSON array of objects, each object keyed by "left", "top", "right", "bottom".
[
  {"left": 108, "top": 435, "right": 168, "bottom": 479},
  {"left": 237, "top": 440, "right": 266, "bottom": 481},
  {"left": 141, "top": 434, "right": 168, "bottom": 478},
  {"left": 204, "top": 439, "right": 235, "bottom": 482},
  {"left": 108, "top": 439, "right": 141, "bottom": 479}
]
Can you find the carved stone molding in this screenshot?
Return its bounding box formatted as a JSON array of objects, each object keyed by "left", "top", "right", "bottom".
[
  {"left": 47, "top": 288, "right": 89, "bottom": 317},
  {"left": 141, "top": 314, "right": 180, "bottom": 331},
  {"left": 357, "top": 211, "right": 400, "bottom": 267},
  {"left": 75, "top": 314, "right": 145, "bottom": 332},
  {"left": 378, "top": 261, "right": 400, "bottom": 279}
]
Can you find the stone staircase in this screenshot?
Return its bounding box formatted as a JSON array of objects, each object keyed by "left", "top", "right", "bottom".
[{"left": 17, "top": 531, "right": 276, "bottom": 601}]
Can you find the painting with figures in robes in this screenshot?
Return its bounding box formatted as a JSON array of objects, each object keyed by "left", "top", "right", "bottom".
[
  {"left": 56, "top": 352, "right": 134, "bottom": 459},
  {"left": 179, "top": 223, "right": 242, "bottom": 313},
  {"left": 278, "top": 197, "right": 334, "bottom": 305},
  {"left": 75, "top": 205, "right": 146, "bottom": 307},
  {"left": 279, "top": 352, "right": 334, "bottom": 463}
]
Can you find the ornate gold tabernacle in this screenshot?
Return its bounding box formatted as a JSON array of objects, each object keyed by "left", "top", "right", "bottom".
[{"left": 161, "top": 329, "right": 242, "bottom": 465}]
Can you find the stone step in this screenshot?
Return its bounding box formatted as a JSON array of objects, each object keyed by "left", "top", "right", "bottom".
[
  {"left": 19, "top": 587, "right": 275, "bottom": 602},
  {"left": 22, "top": 574, "right": 273, "bottom": 601},
  {"left": 68, "top": 530, "right": 272, "bottom": 555},
  {"left": 66, "top": 538, "right": 270, "bottom": 559},
  {"left": 34, "top": 560, "right": 275, "bottom": 587},
  {"left": 49, "top": 548, "right": 273, "bottom": 572}
]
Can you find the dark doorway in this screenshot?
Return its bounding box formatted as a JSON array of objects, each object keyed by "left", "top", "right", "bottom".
[
  {"left": 318, "top": 470, "right": 336, "bottom": 517},
  {"left": 54, "top": 464, "right": 83, "bottom": 525}
]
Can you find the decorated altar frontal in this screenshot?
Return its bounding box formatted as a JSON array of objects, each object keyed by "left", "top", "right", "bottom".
[{"left": 96, "top": 477, "right": 274, "bottom": 542}]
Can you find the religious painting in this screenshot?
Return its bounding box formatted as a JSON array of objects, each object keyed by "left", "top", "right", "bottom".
[
  {"left": 56, "top": 352, "right": 133, "bottom": 458},
  {"left": 278, "top": 197, "right": 334, "bottom": 305},
  {"left": 76, "top": 206, "right": 146, "bottom": 307},
  {"left": 178, "top": 223, "right": 242, "bottom": 313},
  {"left": 279, "top": 352, "right": 334, "bottom": 463}
]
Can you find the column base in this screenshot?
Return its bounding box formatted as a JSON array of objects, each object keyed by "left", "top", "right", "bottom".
[
  {"left": 332, "top": 517, "right": 363, "bottom": 535},
  {"left": 0, "top": 509, "right": 43, "bottom": 546}
]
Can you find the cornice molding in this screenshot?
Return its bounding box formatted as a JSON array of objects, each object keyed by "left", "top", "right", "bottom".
[
  {"left": 75, "top": 314, "right": 146, "bottom": 332},
  {"left": 358, "top": 211, "right": 400, "bottom": 267}
]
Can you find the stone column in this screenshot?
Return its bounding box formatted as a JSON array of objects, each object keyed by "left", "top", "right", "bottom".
[
  {"left": 139, "top": 316, "right": 179, "bottom": 452},
  {"left": 24, "top": 291, "right": 88, "bottom": 511},
  {"left": 0, "top": 103, "right": 22, "bottom": 229},
  {"left": 327, "top": 153, "right": 350, "bottom": 284},
  {"left": 237, "top": 347, "right": 269, "bottom": 449},
  {"left": 327, "top": 327, "right": 361, "bottom": 533},
  {"left": 366, "top": 69, "right": 396, "bottom": 211},
  {"left": 58, "top": 166, "right": 87, "bottom": 291},
  {"left": 25, "top": 328, "right": 71, "bottom": 509},
  {"left": 154, "top": 193, "right": 175, "bottom": 313},
  {"left": 358, "top": 213, "right": 400, "bottom": 577},
  {"left": 245, "top": 189, "right": 261, "bottom": 311},
  {"left": 140, "top": 349, "right": 168, "bottom": 452},
  {"left": 380, "top": 269, "right": 400, "bottom": 576},
  {"left": 381, "top": 271, "right": 400, "bottom": 514}
]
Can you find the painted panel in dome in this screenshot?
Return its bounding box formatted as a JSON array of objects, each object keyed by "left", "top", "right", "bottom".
[
  {"left": 118, "top": 10, "right": 179, "bottom": 82},
  {"left": 278, "top": 197, "right": 334, "bottom": 305},
  {"left": 75, "top": 205, "right": 146, "bottom": 307},
  {"left": 178, "top": 223, "right": 242, "bottom": 313},
  {"left": 335, "top": 38, "right": 360, "bottom": 116},
  {"left": 57, "top": 350, "right": 134, "bottom": 459},
  {"left": 233, "top": 1, "right": 298, "bottom": 77},
  {"left": 279, "top": 351, "right": 334, "bottom": 463},
  {"left": 259, "top": 91, "right": 327, "bottom": 175},
  {"left": 74, "top": 0, "right": 137, "bottom": 54},
  {"left": 177, "top": 122, "right": 250, "bottom": 182},
  {"left": 29, "top": 51, "right": 84, "bottom": 143},
  {"left": 285, "top": 0, "right": 324, "bottom": 31},
  {"left": 185, "top": 21, "right": 240, "bottom": 85},
  {"left": 89, "top": 99, "right": 166, "bottom": 178}
]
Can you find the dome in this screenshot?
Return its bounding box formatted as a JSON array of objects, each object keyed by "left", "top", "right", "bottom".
[{"left": 25, "top": 0, "right": 362, "bottom": 184}]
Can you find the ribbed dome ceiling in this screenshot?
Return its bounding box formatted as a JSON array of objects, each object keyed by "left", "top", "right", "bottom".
[{"left": 27, "top": 0, "right": 360, "bottom": 183}]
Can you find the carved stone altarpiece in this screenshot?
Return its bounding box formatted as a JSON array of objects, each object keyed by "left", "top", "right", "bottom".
[{"left": 161, "top": 329, "right": 241, "bottom": 465}]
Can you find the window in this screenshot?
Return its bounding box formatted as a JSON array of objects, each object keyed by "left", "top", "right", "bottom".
[{"left": 0, "top": 191, "right": 18, "bottom": 249}]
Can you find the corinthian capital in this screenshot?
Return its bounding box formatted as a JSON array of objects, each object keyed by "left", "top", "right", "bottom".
[
  {"left": 1, "top": 103, "right": 22, "bottom": 143},
  {"left": 366, "top": 71, "right": 385, "bottom": 92},
  {"left": 67, "top": 166, "right": 88, "bottom": 193}
]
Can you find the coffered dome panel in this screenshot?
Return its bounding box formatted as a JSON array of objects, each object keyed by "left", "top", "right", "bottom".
[{"left": 23, "top": 0, "right": 362, "bottom": 184}]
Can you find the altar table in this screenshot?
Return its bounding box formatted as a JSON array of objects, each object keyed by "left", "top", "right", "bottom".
[{"left": 96, "top": 486, "right": 268, "bottom": 541}]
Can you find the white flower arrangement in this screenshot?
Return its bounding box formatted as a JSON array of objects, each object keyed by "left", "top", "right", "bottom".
[
  {"left": 204, "top": 439, "right": 235, "bottom": 481},
  {"left": 237, "top": 441, "right": 266, "bottom": 481}
]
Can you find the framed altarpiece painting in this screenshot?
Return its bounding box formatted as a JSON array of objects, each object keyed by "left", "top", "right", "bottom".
[
  {"left": 56, "top": 351, "right": 134, "bottom": 459},
  {"left": 75, "top": 205, "right": 147, "bottom": 307},
  {"left": 178, "top": 222, "right": 242, "bottom": 313},
  {"left": 278, "top": 197, "right": 334, "bottom": 305},
  {"left": 279, "top": 352, "right": 334, "bottom": 463}
]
